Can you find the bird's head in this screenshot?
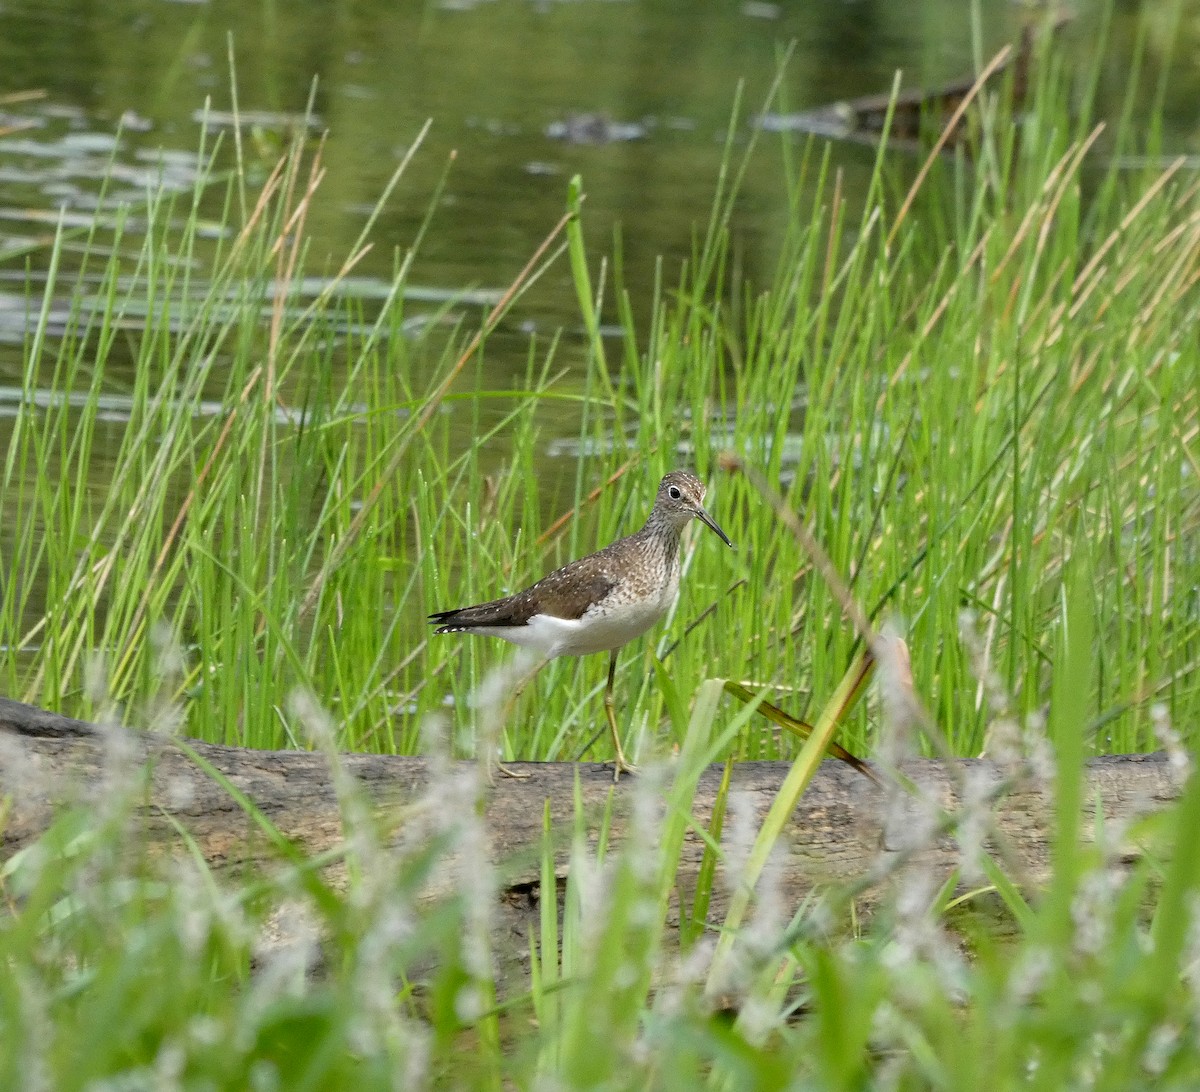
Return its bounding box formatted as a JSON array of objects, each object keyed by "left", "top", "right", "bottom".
[{"left": 655, "top": 470, "right": 733, "bottom": 547}]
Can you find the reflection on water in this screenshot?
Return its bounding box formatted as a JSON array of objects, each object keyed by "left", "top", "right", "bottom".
[
  {"left": 2, "top": 2, "right": 1193, "bottom": 361},
  {"left": 0, "top": 383, "right": 374, "bottom": 425},
  {"left": 0, "top": 1, "right": 1195, "bottom": 491},
  {"left": 4, "top": 2, "right": 1190, "bottom": 340}
]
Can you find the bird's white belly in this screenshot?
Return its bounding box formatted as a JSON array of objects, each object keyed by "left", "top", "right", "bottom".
[{"left": 479, "top": 584, "right": 676, "bottom": 658}]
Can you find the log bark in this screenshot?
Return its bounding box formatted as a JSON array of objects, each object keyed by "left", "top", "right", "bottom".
[{"left": 0, "top": 695, "right": 1184, "bottom": 974}]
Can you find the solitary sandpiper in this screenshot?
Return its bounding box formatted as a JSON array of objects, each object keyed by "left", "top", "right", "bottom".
[{"left": 429, "top": 470, "right": 733, "bottom": 780}]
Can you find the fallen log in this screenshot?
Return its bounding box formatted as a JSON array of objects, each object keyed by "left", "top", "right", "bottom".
[{"left": 0, "top": 694, "right": 1183, "bottom": 975}]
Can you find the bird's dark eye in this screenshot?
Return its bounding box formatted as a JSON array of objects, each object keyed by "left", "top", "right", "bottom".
[{"left": 668, "top": 486, "right": 682, "bottom": 500}]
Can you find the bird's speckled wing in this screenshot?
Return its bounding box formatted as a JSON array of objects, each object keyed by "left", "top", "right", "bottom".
[{"left": 429, "top": 566, "right": 617, "bottom": 630}]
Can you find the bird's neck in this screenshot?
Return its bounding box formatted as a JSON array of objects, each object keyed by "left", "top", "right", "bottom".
[{"left": 637, "top": 510, "right": 684, "bottom": 557}]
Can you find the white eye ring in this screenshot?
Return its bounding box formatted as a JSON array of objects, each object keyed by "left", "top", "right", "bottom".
[{"left": 668, "top": 485, "right": 682, "bottom": 500}]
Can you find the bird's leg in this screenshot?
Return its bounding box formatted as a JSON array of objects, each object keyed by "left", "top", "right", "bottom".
[
  {"left": 487, "top": 655, "right": 549, "bottom": 782},
  {"left": 604, "top": 649, "right": 639, "bottom": 782}
]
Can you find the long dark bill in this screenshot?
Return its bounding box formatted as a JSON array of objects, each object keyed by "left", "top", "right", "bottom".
[{"left": 696, "top": 507, "right": 734, "bottom": 548}]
